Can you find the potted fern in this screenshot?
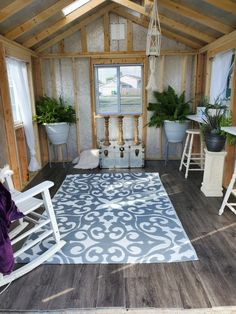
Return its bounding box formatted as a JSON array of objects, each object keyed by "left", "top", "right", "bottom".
[
  {"left": 147, "top": 86, "right": 191, "bottom": 142},
  {"left": 33, "top": 96, "right": 76, "bottom": 145}
]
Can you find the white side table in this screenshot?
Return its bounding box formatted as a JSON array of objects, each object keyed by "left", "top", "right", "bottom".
[{"left": 201, "top": 149, "right": 227, "bottom": 197}]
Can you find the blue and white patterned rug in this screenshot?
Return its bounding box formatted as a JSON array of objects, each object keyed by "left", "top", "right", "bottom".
[{"left": 17, "top": 173, "right": 198, "bottom": 264}]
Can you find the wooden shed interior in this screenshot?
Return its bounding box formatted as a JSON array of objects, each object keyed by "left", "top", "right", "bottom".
[{"left": 0, "top": 0, "right": 236, "bottom": 313}]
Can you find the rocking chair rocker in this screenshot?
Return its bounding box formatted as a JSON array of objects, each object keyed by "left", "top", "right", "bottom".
[{"left": 0, "top": 167, "right": 65, "bottom": 287}]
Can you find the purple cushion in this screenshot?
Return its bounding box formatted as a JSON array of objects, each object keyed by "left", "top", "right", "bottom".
[{"left": 0, "top": 182, "right": 24, "bottom": 275}]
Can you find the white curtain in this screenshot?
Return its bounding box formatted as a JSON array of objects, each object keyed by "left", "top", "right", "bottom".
[
  {"left": 7, "top": 58, "right": 41, "bottom": 172},
  {"left": 209, "top": 50, "right": 233, "bottom": 104}
]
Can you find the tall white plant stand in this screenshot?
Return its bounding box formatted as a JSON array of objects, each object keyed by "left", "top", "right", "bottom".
[{"left": 201, "top": 149, "right": 227, "bottom": 197}]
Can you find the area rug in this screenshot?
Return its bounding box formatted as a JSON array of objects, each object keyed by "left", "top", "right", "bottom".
[{"left": 17, "top": 173, "right": 198, "bottom": 264}]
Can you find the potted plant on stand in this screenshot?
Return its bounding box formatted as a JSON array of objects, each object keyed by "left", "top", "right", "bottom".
[
  {"left": 147, "top": 85, "right": 191, "bottom": 143},
  {"left": 201, "top": 107, "right": 235, "bottom": 152},
  {"left": 33, "top": 95, "right": 76, "bottom": 145}
]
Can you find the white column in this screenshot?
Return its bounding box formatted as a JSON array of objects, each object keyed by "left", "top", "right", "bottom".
[{"left": 201, "top": 149, "right": 227, "bottom": 197}]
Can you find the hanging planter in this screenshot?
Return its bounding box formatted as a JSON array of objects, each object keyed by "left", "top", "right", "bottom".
[{"left": 146, "top": 0, "right": 161, "bottom": 92}]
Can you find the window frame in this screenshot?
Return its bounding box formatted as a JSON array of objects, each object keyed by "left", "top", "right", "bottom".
[{"left": 94, "top": 63, "right": 143, "bottom": 115}]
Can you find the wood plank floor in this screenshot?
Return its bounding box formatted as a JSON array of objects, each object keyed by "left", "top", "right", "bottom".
[{"left": 1, "top": 161, "right": 236, "bottom": 312}]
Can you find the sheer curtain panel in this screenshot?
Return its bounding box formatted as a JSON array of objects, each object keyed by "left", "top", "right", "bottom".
[
  {"left": 209, "top": 50, "right": 233, "bottom": 104},
  {"left": 7, "top": 58, "right": 41, "bottom": 172}
]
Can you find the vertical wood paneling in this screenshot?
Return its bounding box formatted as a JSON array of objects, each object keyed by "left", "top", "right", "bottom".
[
  {"left": 72, "top": 57, "right": 81, "bottom": 154},
  {"left": 0, "top": 43, "right": 21, "bottom": 189},
  {"left": 143, "top": 56, "right": 148, "bottom": 154},
  {"left": 90, "top": 58, "right": 97, "bottom": 148},
  {"left": 50, "top": 58, "right": 57, "bottom": 97},
  {"left": 127, "top": 20, "right": 133, "bottom": 51},
  {"left": 191, "top": 54, "right": 198, "bottom": 109},
  {"left": 103, "top": 12, "right": 110, "bottom": 52},
  {"left": 205, "top": 53, "right": 212, "bottom": 97},
  {"left": 15, "top": 127, "right": 28, "bottom": 184},
  {"left": 81, "top": 27, "right": 88, "bottom": 53},
  {"left": 33, "top": 57, "right": 48, "bottom": 165},
  {"left": 181, "top": 55, "right": 188, "bottom": 93},
  {"left": 159, "top": 55, "right": 165, "bottom": 159}
]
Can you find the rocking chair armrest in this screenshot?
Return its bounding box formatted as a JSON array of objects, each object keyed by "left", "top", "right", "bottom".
[{"left": 13, "top": 181, "right": 54, "bottom": 204}]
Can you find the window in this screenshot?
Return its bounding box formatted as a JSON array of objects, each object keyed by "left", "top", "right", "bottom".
[{"left": 94, "top": 64, "right": 143, "bottom": 115}]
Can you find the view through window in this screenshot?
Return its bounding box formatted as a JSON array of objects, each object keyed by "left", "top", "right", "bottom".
[{"left": 95, "top": 64, "right": 143, "bottom": 115}]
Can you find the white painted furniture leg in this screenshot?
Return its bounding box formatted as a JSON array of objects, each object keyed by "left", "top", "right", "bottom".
[
  {"left": 179, "top": 133, "right": 189, "bottom": 171},
  {"left": 219, "top": 171, "right": 236, "bottom": 215},
  {"left": 185, "top": 133, "right": 194, "bottom": 179}
]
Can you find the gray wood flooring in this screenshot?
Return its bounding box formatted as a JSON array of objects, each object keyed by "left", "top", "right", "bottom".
[{"left": 1, "top": 161, "right": 236, "bottom": 312}]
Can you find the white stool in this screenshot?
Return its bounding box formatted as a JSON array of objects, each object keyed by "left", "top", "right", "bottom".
[
  {"left": 219, "top": 164, "right": 236, "bottom": 215},
  {"left": 179, "top": 129, "right": 204, "bottom": 178}
]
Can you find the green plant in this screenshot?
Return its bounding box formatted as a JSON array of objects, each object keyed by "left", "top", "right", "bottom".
[
  {"left": 147, "top": 85, "right": 191, "bottom": 127},
  {"left": 33, "top": 95, "right": 76, "bottom": 124},
  {"left": 197, "top": 95, "right": 209, "bottom": 107},
  {"left": 201, "top": 108, "right": 236, "bottom": 145}
]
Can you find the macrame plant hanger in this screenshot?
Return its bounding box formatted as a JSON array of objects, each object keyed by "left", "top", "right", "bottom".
[{"left": 146, "top": 0, "right": 161, "bottom": 91}]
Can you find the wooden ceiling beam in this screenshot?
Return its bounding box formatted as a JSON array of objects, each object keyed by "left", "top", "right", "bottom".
[
  {"left": 199, "top": 29, "right": 236, "bottom": 53},
  {"left": 158, "top": 0, "right": 234, "bottom": 34},
  {"left": 113, "top": 8, "right": 201, "bottom": 49},
  {"left": 111, "top": 0, "right": 146, "bottom": 15},
  {"left": 159, "top": 15, "right": 215, "bottom": 43},
  {"left": 161, "top": 29, "right": 201, "bottom": 49},
  {"left": 37, "top": 3, "right": 117, "bottom": 53},
  {"left": 112, "top": 0, "right": 215, "bottom": 43},
  {"left": 204, "top": 0, "right": 236, "bottom": 15},
  {"left": 0, "top": 34, "right": 37, "bottom": 57},
  {"left": 23, "top": 0, "right": 106, "bottom": 48},
  {"left": 0, "top": 0, "right": 33, "bottom": 23},
  {"left": 5, "top": 0, "right": 73, "bottom": 41}
]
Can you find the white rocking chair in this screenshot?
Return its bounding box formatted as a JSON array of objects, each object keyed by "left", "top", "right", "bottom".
[{"left": 0, "top": 167, "right": 65, "bottom": 287}]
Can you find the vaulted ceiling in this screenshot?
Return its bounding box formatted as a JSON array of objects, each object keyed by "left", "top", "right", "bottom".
[{"left": 0, "top": 0, "right": 236, "bottom": 53}]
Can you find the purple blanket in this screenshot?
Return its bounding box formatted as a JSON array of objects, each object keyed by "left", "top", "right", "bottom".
[{"left": 0, "top": 182, "right": 24, "bottom": 275}]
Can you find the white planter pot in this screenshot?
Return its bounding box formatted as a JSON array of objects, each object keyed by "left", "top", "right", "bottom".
[
  {"left": 44, "top": 122, "right": 70, "bottom": 145},
  {"left": 164, "top": 120, "right": 189, "bottom": 143}
]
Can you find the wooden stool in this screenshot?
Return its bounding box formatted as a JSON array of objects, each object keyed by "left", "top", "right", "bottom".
[
  {"left": 179, "top": 129, "right": 204, "bottom": 178},
  {"left": 219, "top": 164, "right": 236, "bottom": 215}
]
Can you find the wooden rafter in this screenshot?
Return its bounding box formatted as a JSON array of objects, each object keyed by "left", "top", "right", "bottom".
[
  {"left": 199, "top": 29, "right": 236, "bottom": 53},
  {"left": 159, "top": 15, "right": 215, "bottom": 43},
  {"left": 112, "top": 0, "right": 214, "bottom": 44},
  {"left": 204, "top": 0, "right": 236, "bottom": 15},
  {"left": 0, "top": 0, "right": 33, "bottom": 23},
  {"left": 113, "top": 8, "right": 201, "bottom": 49},
  {"left": 112, "top": 0, "right": 146, "bottom": 15},
  {"left": 23, "top": 0, "right": 107, "bottom": 48},
  {"left": 161, "top": 29, "right": 201, "bottom": 49},
  {"left": 36, "top": 3, "right": 117, "bottom": 53},
  {"left": 0, "top": 34, "right": 37, "bottom": 57},
  {"left": 5, "top": 0, "right": 73, "bottom": 41},
  {"left": 158, "top": 0, "right": 234, "bottom": 34}
]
